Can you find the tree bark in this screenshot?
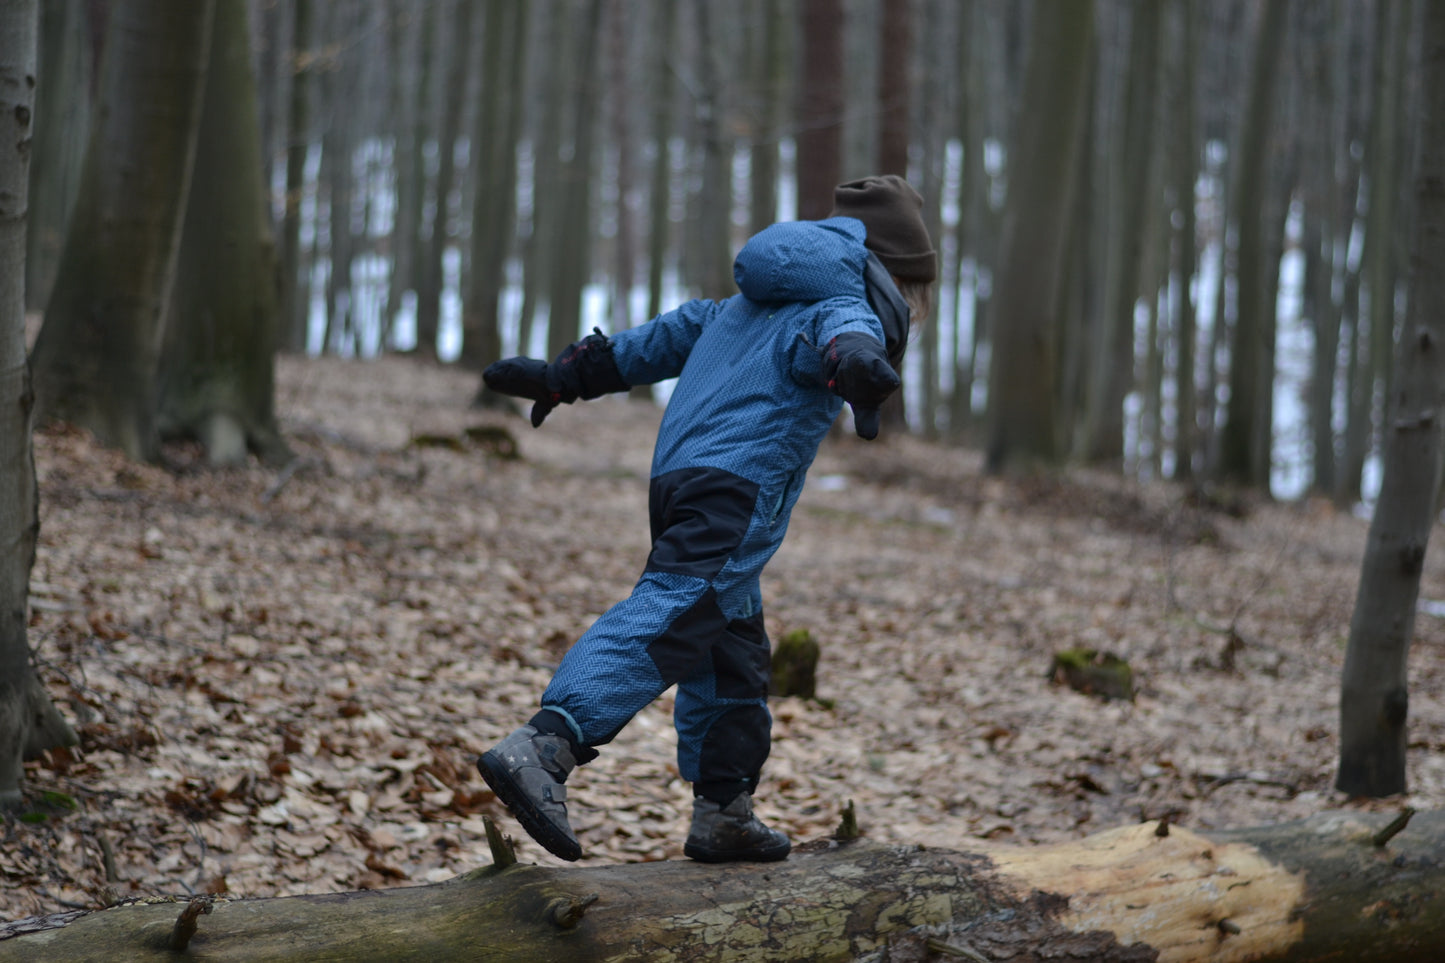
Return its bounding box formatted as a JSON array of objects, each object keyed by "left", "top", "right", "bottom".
[
  {"left": 413, "top": 0, "right": 469, "bottom": 361},
  {"left": 691, "top": 0, "right": 734, "bottom": 302},
  {"left": 1078, "top": 0, "right": 1161, "bottom": 466},
  {"left": 874, "top": 0, "right": 910, "bottom": 177},
  {"left": 547, "top": 0, "right": 602, "bottom": 357},
  {"left": 1216, "top": 0, "right": 1288, "bottom": 489},
  {"left": 277, "top": 0, "right": 312, "bottom": 354},
  {"left": 1171, "top": 0, "right": 1200, "bottom": 482},
  {"left": 986, "top": 0, "right": 1095, "bottom": 472},
  {"left": 5, "top": 811, "right": 1445, "bottom": 962},
  {"left": 1337, "top": 0, "right": 1445, "bottom": 799},
  {"left": 24, "top": 0, "right": 90, "bottom": 313},
  {"left": 463, "top": 0, "right": 526, "bottom": 380},
  {"left": 0, "top": 0, "right": 78, "bottom": 808},
  {"left": 796, "top": 0, "right": 844, "bottom": 221},
  {"left": 29, "top": 0, "right": 214, "bottom": 462}
]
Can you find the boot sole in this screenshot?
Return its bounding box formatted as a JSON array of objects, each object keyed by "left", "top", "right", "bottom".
[
  {"left": 477, "top": 751, "right": 582, "bottom": 861},
  {"left": 683, "top": 839, "right": 791, "bottom": 863}
]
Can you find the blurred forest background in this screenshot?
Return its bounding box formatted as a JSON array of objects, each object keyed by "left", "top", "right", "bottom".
[{"left": 20, "top": 0, "right": 1427, "bottom": 500}]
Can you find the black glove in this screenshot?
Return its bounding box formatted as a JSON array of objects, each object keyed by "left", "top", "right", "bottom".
[
  {"left": 819, "top": 332, "right": 901, "bottom": 440},
  {"left": 483, "top": 329, "right": 630, "bottom": 428},
  {"left": 483, "top": 356, "right": 559, "bottom": 427}
]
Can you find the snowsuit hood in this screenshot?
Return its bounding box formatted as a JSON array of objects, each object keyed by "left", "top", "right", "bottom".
[{"left": 732, "top": 217, "right": 869, "bottom": 305}]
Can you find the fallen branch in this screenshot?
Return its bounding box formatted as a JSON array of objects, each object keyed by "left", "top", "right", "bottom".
[{"left": 2, "top": 809, "right": 1442, "bottom": 962}]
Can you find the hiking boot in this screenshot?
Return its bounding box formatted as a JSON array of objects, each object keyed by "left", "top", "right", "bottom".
[
  {"left": 683, "top": 793, "right": 791, "bottom": 863},
  {"left": 477, "top": 725, "right": 582, "bottom": 861}
]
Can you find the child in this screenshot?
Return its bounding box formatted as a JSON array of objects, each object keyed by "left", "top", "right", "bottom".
[{"left": 477, "top": 175, "right": 936, "bottom": 862}]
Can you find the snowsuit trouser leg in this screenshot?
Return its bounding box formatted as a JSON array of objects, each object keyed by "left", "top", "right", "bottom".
[{"left": 538, "top": 467, "right": 775, "bottom": 790}]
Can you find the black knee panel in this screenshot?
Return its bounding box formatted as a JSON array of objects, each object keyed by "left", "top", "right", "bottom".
[{"left": 697, "top": 704, "right": 771, "bottom": 792}]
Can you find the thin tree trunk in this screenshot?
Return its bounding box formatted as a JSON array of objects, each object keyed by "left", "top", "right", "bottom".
[
  {"left": 1359, "top": 0, "right": 1408, "bottom": 484},
  {"left": 1079, "top": 0, "right": 1161, "bottom": 465},
  {"left": 692, "top": 0, "right": 733, "bottom": 301},
  {"left": 24, "top": 0, "right": 90, "bottom": 313},
  {"left": 796, "top": 0, "right": 843, "bottom": 221},
  {"left": 1217, "top": 0, "right": 1289, "bottom": 488},
  {"left": 414, "top": 0, "right": 470, "bottom": 361},
  {"left": 875, "top": 0, "right": 910, "bottom": 177},
  {"left": 747, "top": 0, "right": 785, "bottom": 236},
  {"left": 547, "top": 0, "right": 603, "bottom": 358},
  {"left": 278, "top": 0, "right": 312, "bottom": 353},
  {"left": 1172, "top": 0, "right": 1199, "bottom": 481},
  {"left": 636, "top": 0, "right": 676, "bottom": 404},
  {"left": 383, "top": 0, "right": 428, "bottom": 350},
  {"left": 8, "top": 812, "right": 1445, "bottom": 961},
  {"left": 463, "top": 0, "right": 517, "bottom": 376},
  {"left": 30, "top": 0, "right": 214, "bottom": 461},
  {"left": 517, "top": 0, "right": 568, "bottom": 363},
  {"left": 986, "top": 0, "right": 1095, "bottom": 472},
  {"left": 606, "top": 0, "right": 639, "bottom": 340},
  {"left": 0, "top": 0, "right": 77, "bottom": 808},
  {"left": 1337, "top": 0, "right": 1445, "bottom": 799}
]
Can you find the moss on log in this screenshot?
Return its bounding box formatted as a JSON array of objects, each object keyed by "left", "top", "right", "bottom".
[{"left": 2, "top": 810, "right": 1443, "bottom": 962}]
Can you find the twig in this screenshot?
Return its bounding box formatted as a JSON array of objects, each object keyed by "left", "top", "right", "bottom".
[
  {"left": 168, "top": 896, "right": 214, "bottom": 952},
  {"left": 834, "top": 800, "right": 860, "bottom": 841},
  {"left": 1373, "top": 807, "right": 1417, "bottom": 848},
  {"left": 484, "top": 816, "right": 516, "bottom": 869}
]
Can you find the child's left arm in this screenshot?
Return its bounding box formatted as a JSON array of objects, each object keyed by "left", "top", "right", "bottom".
[{"left": 607, "top": 299, "right": 719, "bottom": 386}]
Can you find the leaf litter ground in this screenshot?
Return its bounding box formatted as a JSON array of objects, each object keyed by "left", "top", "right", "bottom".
[{"left": 7, "top": 353, "right": 1445, "bottom": 920}]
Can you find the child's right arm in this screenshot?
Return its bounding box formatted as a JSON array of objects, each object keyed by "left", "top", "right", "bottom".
[{"left": 482, "top": 299, "right": 720, "bottom": 427}]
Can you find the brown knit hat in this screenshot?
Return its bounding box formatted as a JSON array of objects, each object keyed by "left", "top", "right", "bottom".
[{"left": 829, "top": 175, "right": 937, "bottom": 282}]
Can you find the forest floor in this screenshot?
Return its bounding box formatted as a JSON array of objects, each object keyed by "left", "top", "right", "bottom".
[{"left": 6, "top": 353, "right": 1445, "bottom": 921}]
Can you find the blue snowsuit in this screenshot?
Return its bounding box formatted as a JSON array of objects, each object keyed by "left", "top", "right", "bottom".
[{"left": 539, "top": 216, "right": 900, "bottom": 795}]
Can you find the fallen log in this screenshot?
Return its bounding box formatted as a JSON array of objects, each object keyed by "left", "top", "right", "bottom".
[{"left": 2, "top": 808, "right": 1442, "bottom": 962}]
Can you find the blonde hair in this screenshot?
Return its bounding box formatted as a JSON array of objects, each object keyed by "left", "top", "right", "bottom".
[{"left": 897, "top": 279, "right": 933, "bottom": 328}]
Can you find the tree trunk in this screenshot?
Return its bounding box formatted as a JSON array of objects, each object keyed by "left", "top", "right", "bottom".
[
  {"left": 319, "top": 0, "right": 361, "bottom": 355},
  {"left": 277, "top": 0, "right": 312, "bottom": 354},
  {"left": 1216, "top": 0, "right": 1288, "bottom": 489},
  {"left": 635, "top": 0, "right": 675, "bottom": 404},
  {"left": 796, "top": 0, "right": 844, "bottom": 221},
  {"left": 692, "top": 0, "right": 733, "bottom": 302},
  {"left": 546, "top": 0, "right": 602, "bottom": 358},
  {"left": 517, "top": 0, "right": 568, "bottom": 363},
  {"left": 464, "top": 0, "right": 527, "bottom": 382},
  {"left": 1336, "top": 0, "right": 1445, "bottom": 799},
  {"left": 5, "top": 811, "right": 1445, "bottom": 961},
  {"left": 414, "top": 0, "right": 469, "bottom": 361},
  {"left": 1358, "top": 0, "right": 1408, "bottom": 482},
  {"left": 1171, "top": 0, "right": 1200, "bottom": 482},
  {"left": 605, "top": 0, "right": 638, "bottom": 338},
  {"left": 986, "top": 0, "right": 1095, "bottom": 472},
  {"left": 155, "top": 0, "right": 290, "bottom": 468},
  {"left": 24, "top": 0, "right": 90, "bottom": 313},
  {"left": 0, "top": 0, "right": 78, "bottom": 808},
  {"left": 747, "top": 0, "right": 786, "bottom": 236},
  {"left": 29, "top": 0, "right": 214, "bottom": 462},
  {"left": 1079, "top": 0, "right": 1161, "bottom": 466},
  {"left": 384, "top": 0, "right": 428, "bottom": 350},
  {"left": 874, "top": 0, "right": 910, "bottom": 177}
]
